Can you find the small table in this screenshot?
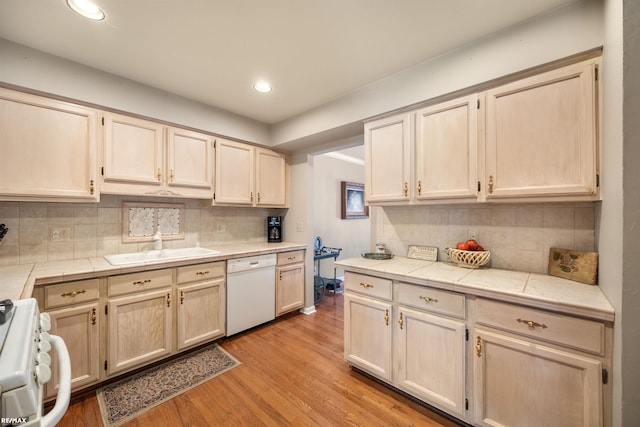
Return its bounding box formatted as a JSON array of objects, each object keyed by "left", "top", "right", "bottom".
[{"left": 313, "top": 247, "right": 342, "bottom": 303}]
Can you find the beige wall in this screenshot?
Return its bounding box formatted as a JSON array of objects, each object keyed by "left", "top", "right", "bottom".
[
  {"left": 312, "top": 153, "right": 369, "bottom": 278},
  {"left": 372, "top": 203, "right": 595, "bottom": 274},
  {"left": 0, "top": 195, "right": 283, "bottom": 265}
]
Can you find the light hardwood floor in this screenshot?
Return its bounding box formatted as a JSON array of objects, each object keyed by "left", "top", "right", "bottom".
[{"left": 53, "top": 292, "right": 462, "bottom": 426}]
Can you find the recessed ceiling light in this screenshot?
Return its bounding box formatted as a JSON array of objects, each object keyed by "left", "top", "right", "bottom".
[
  {"left": 253, "top": 81, "right": 272, "bottom": 93},
  {"left": 66, "top": 0, "right": 105, "bottom": 21}
]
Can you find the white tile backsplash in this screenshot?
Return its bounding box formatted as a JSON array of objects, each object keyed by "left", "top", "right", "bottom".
[
  {"left": 0, "top": 195, "right": 284, "bottom": 266},
  {"left": 372, "top": 202, "right": 597, "bottom": 274}
]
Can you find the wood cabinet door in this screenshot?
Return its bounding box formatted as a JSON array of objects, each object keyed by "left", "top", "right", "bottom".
[
  {"left": 344, "top": 292, "right": 393, "bottom": 382},
  {"left": 166, "top": 127, "right": 213, "bottom": 198},
  {"left": 45, "top": 302, "right": 100, "bottom": 399},
  {"left": 213, "top": 138, "right": 254, "bottom": 205},
  {"left": 395, "top": 306, "right": 467, "bottom": 418},
  {"left": 415, "top": 94, "right": 479, "bottom": 202},
  {"left": 485, "top": 59, "right": 599, "bottom": 201},
  {"left": 473, "top": 327, "right": 602, "bottom": 427},
  {"left": 364, "top": 113, "right": 411, "bottom": 203},
  {"left": 276, "top": 263, "right": 304, "bottom": 315},
  {"left": 176, "top": 279, "right": 225, "bottom": 350},
  {"left": 255, "top": 147, "right": 287, "bottom": 207},
  {"left": 0, "top": 88, "right": 98, "bottom": 202},
  {"left": 102, "top": 112, "right": 164, "bottom": 189},
  {"left": 107, "top": 288, "right": 173, "bottom": 376}
]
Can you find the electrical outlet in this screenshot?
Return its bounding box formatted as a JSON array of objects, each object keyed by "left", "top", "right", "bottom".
[
  {"left": 296, "top": 221, "right": 304, "bottom": 232},
  {"left": 469, "top": 229, "right": 478, "bottom": 240},
  {"left": 49, "top": 226, "right": 71, "bottom": 241}
]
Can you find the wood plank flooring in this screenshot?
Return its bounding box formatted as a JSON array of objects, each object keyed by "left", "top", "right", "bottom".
[{"left": 53, "top": 293, "right": 462, "bottom": 427}]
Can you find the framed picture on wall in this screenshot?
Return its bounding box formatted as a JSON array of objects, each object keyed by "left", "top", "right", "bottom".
[{"left": 341, "top": 181, "right": 369, "bottom": 219}]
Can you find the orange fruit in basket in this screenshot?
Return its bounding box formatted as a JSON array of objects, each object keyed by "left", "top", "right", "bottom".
[{"left": 456, "top": 241, "right": 469, "bottom": 250}]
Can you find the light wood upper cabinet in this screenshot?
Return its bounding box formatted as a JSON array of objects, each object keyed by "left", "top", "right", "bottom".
[
  {"left": 166, "top": 127, "right": 214, "bottom": 194},
  {"left": 364, "top": 113, "right": 412, "bottom": 203},
  {"left": 102, "top": 112, "right": 213, "bottom": 198},
  {"left": 0, "top": 88, "right": 99, "bottom": 202},
  {"left": 365, "top": 58, "right": 600, "bottom": 205},
  {"left": 255, "top": 147, "right": 287, "bottom": 206},
  {"left": 214, "top": 138, "right": 288, "bottom": 207},
  {"left": 484, "top": 59, "right": 599, "bottom": 201},
  {"left": 214, "top": 138, "right": 254, "bottom": 205},
  {"left": 414, "top": 94, "right": 479, "bottom": 202}
]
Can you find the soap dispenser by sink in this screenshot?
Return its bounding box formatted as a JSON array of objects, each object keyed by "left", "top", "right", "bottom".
[{"left": 153, "top": 230, "right": 162, "bottom": 250}]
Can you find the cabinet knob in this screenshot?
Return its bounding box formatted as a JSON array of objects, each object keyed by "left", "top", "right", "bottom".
[
  {"left": 398, "top": 312, "right": 404, "bottom": 330},
  {"left": 488, "top": 175, "right": 494, "bottom": 194},
  {"left": 403, "top": 182, "right": 408, "bottom": 197},
  {"left": 359, "top": 282, "right": 374, "bottom": 289},
  {"left": 157, "top": 168, "right": 162, "bottom": 181},
  {"left": 419, "top": 295, "right": 438, "bottom": 303},
  {"left": 180, "top": 290, "right": 184, "bottom": 305},
  {"left": 91, "top": 308, "right": 96, "bottom": 325},
  {"left": 475, "top": 336, "right": 482, "bottom": 357},
  {"left": 384, "top": 309, "right": 389, "bottom": 326},
  {"left": 417, "top": 180, "right": 422, "bottom": 196}
]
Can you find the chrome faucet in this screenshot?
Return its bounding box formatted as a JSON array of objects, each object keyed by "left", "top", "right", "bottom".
[{"left": 153, "top": 230, "right": 162, "bottom": 250}]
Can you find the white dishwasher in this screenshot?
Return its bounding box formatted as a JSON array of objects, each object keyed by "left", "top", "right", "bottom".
[{"left": 226, "top": 253, "right": 277, "bottom": 336}]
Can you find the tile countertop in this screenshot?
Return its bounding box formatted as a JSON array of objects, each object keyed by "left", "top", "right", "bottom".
[
  {"left": 335, "top": 256, "right": 614, "bottom": 322},
  {"left": 0, "top": 242, "right": 307, "bottom": 301}
]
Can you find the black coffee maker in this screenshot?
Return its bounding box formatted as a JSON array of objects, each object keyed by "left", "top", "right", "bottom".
[{"left": 267, "top": 216, "right": 282, "bottom": 243}]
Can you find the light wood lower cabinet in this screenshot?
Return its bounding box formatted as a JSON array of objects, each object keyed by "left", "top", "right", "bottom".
[
  {"left": 176, "top": 262, "right": 226, "bottom": 350},
  {"left": 107, "top": 288, "right": 173, "bottom": 376},
  {"left": 345, "top": 274, "right": 468, "bottom": 419},
  {"left": 473, "top": 298, "right": 606, "bottom": 427},
  {"left": 473, "top": 327, "right": 602, "bottom": 427},
  {"left": 395, "top": 306, "right": 467, "bottom": 418},
  {"left": 45, "top": 302, "right": 100, "bottom": 399},
  {"left": 276, "top": 250, "right": 305, "bottom": 315},
  {"left": 36, "top": 279, "right": 101, "bottom": 399},
  {"left": 343, "top": 273, "right": 611, "bottom": 427},
  {"left": 344, "top": 291, "right": 393, "bottom": 382}
]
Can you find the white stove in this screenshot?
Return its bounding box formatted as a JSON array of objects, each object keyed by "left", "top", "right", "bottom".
[{"left": 0, "top": 299, "right": 71, "bottom": 427}]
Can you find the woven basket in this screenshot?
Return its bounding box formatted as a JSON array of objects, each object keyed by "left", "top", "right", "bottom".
[{"left": 446, "top": 248, "right": 491, "bottom": 269}]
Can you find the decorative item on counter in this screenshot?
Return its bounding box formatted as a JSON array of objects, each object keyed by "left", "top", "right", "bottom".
[
  {"left": 446, "top": 239, "right": 491, "bottom": 268},
  {"left": 361, "top": 252, "right": 394, "bottom": 260},
  {"left": 407, "top": 245, "right": 438, "bottom": 261},
  {"left": 375, "top": 243, "right": 386, "bottom": 254},
  {"left": 548, "top": 247, "right": 598, "bottom": 285}
]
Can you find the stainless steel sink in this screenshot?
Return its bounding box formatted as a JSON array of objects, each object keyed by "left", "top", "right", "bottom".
[{"left": 104, "top": 247, "right": 221, "bottom": 266}]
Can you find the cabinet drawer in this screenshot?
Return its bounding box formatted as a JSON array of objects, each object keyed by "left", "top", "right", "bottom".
[
  {"left": 345, "top": 272, "right": 392, "bottom": 301},
  {"left": 277, "top": 250, "right": 305, "bottom": 266},
  {"left": 108, "top": 268, "right": 173, "bottom": 297},
  {"left": 177, "top": 262, "right": 225, "bottom": 284},
  {"left": 476, "top": 298, "right": 605, "bottom": 355},
  {"left": 44, "top": 279, "right": 100, "bottom": 309},
  {"left": 396, "top": 282, "right": 465, "bottom": 319}
]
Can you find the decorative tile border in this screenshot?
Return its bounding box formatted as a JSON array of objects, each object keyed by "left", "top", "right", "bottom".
[{"left": 122, "top": 202, "right": 184, "bottom": 243}]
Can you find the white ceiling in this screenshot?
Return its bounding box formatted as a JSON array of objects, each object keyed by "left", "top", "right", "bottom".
[{"left": 0, "top": 0, "right": 575, "bottom": 125}]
